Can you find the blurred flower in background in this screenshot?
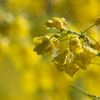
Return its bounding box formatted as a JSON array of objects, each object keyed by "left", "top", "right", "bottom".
[{"left": 0, "top": 0, "right": 100, "bottom": 100}]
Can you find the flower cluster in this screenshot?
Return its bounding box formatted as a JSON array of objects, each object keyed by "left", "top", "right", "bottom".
[
  {"left": 33, "top": 17, "right": 100, "bottom": 77},
  {"left": 45, "top": 17, "right": 67, "bottom": 30}
]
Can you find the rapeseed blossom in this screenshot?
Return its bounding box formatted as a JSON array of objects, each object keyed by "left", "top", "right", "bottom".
[
  {"left": 45, "top": 17, "right": 67, "bottom": 30},
  {"left": 33, "top": 17, "right": 100, "bottom": 77},
  {"left": 33, "top": 34, "right": 59, "bottom": 55},
  {"left": 73, "top": 46, "right": 98, "bottom": 69},
  {"left": 69, "top": 35, "right": 82, "bottom": 53}
]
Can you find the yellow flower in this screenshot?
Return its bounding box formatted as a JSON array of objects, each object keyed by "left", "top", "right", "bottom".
[
  {"left": 69, "top": 35, "right": 82, "bottom": 53},
  {"left": 45, "top": 20, "right": 54, "bottom": 28},
  {"left": 54, "top": 48, "right": 69, "bottom": 65},
  {"left": 42, "top": 42, "right": 55, "bottom": 55},
  {"left": 52, "top": 48, "right": 70, "bottom": 71},
  {"left": 33, "top": 37, "right": 50, "bottom": 55},
  {"left": 94, "top": 41, "right": 100, "bottom": 51},
  {"left": 95, "top": 17, "right": 100, "bottom": 26},
  {"left": 33, "top": 34, "right": 60, "bottom": 55},
  {"left": 83, "top": 46, "right": 98, "bottom": 63},
  {"left": 64, "top": 62, "right": 80, "bottom": 77},
  {"left": 45, "top": 17, "right": 67, "bottom": 30},
  {"left": 53, "top": 17, "right": 65, "bottom": 30},
  {"left": 73, "top": 46, "right": 98, "bottom": 69}
]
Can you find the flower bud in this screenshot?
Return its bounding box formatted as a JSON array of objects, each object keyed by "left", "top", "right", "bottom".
[
  {"left": 86, "top": 36, "right": 90, "bottom": 46},
  {"left": 95, "top": 17, "right": 100, "bottom": 26},
  {"left": 45, "top": 20, "right": 54, "bottom": 27},
  {"left": 53, "top": 17, "right": 65, "bottom": 30}
]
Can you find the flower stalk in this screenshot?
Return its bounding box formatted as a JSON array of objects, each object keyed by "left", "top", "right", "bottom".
[{"left": 69, "top": 85, "right": 100, "bottom": 100}]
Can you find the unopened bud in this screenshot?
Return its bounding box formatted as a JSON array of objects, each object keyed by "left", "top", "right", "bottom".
[
  {"left": 95, "top": 17, "right": 100, "bottom": 26},
  {"left": 86, "top": 36, "right": 90, "bottom": 46}
]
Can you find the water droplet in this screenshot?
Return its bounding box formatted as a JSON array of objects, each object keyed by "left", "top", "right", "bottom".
[
  {"left": 68, "top": 58, "right": 71, "bottom": 61},
  {"left": 53, "top": 27, "right": 57, "bottom": 29},
  {"left": 51, "top": 60, "right": 54, "bottom": 64},
  {"left": 56, "top": 53, "right": 58, "bottom": 56},
  {"left": 47, "top": 27, "right": 50, "bottom": 29}
]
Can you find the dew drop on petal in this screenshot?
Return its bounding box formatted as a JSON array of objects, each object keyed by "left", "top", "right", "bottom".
[
  {"left": 68, "top": 58, "right": 71, "bottom": 61},
  {"left": 56, "top": 53, "right": 58, "bottom": 56}
]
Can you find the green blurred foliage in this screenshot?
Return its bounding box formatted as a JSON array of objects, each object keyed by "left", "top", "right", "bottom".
[{"left": 0, "top": 0, "right": 100, "bottom": 100}]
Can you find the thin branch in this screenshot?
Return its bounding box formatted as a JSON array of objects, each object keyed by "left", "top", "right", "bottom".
[{"left": 69, "top": 85, "right": 100, "bottom": 100}]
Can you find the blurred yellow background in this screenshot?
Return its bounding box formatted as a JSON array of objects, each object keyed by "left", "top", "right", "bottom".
[{"left": 0, "top": 0, "right": 100, "bottom": 100}]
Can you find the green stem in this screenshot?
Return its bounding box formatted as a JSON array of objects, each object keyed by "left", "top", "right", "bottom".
[
  {"left": 65, "top": 29, "right": 81, "bottom": 36},
  {"left": 59, "top": 38, "right": 70, "bottom": 42},
  {"left": 91, "top": 62, "right": 100, "bottom": 66},
  {"left": 69, "top": 85, "right": 100, "bottom": 100},
  {"left": 69, "top": 85, "right": 88, "bottom": 95},
  {"left": 49, "top": 31, "right": 62, "bottom": 40},
  {"left": 66, "top": 33, "right": 68, "bottom": 48},
  {"left": 53, "top": 33, "right": 67, "bottom": 44},
  {"left": 82, "top": 24, "right": 95, "bottom": 34},
  {"left": 49, "top": 34, "right": 55, "bottom": 40}
]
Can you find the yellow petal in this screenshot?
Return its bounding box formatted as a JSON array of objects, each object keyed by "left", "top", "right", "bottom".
[
  {"left": 44, "top": 43, "right": 55, "bottom": 55},
  {"left": 33, "top": 38, "right": 50, "bottom": 55},
  {"left": 94, "top": 41, "right": 100, "bottom": 51},
  {"left": 64, "top": 62, "right": 80, "bottom": 77},
  {"left": 45, "top": 20, "right": 54, "bottom": 28},
  {"left": 53, "top": 17, "right": 65, "bottom": 30},
  {"left": 55, "top": 62, "right": 65, "bottom": 71},
  {"left": 76, "top": 60, "right": 88, "bottom": 70},
  {"left": 54, "top": 48, "right": 69, "bottom": 64},
  {"left": 33, "top": 36, "right": 45, "bottom": 44}
]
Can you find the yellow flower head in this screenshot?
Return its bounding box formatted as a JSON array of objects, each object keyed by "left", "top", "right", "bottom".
[
  {"left": 94, "top": 41, "right": 100, "bottom": 51},
  {"left": 33, "top": 34, "right": 60, "bottom": 55},
  {"left": 53, "top": 17, "right": 65, "bottom": 30},
  {"left": 42, "top": 42, "right": 55, "bottom": 55},
  {"left": 73, "top": 46, "right": 98, "bottom": 69},
  {"left": 83, "top": 46, "right": 98, "bottom": 63},
  {"left": 95, "top": 17, "right": 100, "bottom": 26},
  {"left": 53, "top": 48, "right": 74, "bottom": 72},
  {"left": 83, "top": 46, "right": 98, "bottom": 56},
  {"left": 45, "top": 17, "right": 67, "bottom": 30},
  {"left": 69, "top": 35, "right": 82, "bottom": 53},
  {"left": 45, "top": 20, "right": 54, "bottom": 28},
  {"left": 54, "top": 48, "right": 69, "bottom": 65},
  {"left": 64, "top": 62, "right": 80, "bottom": 77},
  {"left": 33, "top": 37, "right": 50, "bottom": 55}
]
